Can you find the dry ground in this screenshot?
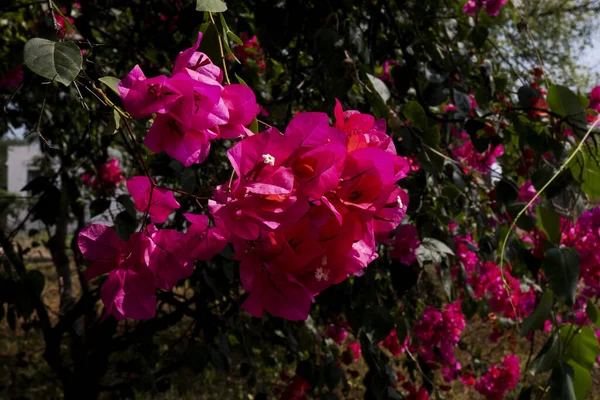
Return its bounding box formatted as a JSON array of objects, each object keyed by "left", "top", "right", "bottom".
[{"left": 2, "top": 250, "right": 600, "bottom": 399}]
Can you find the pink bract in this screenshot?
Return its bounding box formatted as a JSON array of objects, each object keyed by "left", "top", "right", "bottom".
[{"left": 126, "top": 176, "right": 180, "bottom": 223}]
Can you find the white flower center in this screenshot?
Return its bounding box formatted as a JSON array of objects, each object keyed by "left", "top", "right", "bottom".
[
  {"left": 397, "top": 195, "right": 404, "bottom": 208},
  {"left": 315, "top": 267, "right": 330, "bottom": 282},
  {"left": 262, "top": 154, "right": 275, "bottom": 166}
]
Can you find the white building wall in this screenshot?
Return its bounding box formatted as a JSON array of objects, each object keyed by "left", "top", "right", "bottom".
[{"left": 6, "top": 143, "right": 42, "bottom": 192}]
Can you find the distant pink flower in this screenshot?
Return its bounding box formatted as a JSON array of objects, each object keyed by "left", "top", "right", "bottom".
[
  {"left": 463, "top": 0, "right": 507, "bottom": 16},
  {"left": 326, "top": 325, "right": 348, "bottom": 344},
  {"left": 344, "top": 342, "right": 362, "bottom": 363},
  {"left": 126, "top": 176, "right": 180, "bottom": 223},
  {"left": 475, "top": 355, "right": 520, "bottom": 400},
  {"left": 391, "top": 225, "right": 420, "bottom": 264},
  {"left": 81, "top": 158, "right": 125, "bottom": 191},
  {"left": 444, "top": 104, "right": 457, "bottom": 112},
  {"left": 232, "top": 32, "right": 266, "bottom": 73},
  {"left": 99, "top": 158, "right": 125, "bottom": 187},
  {"left": 517, "top": 180, "right": 539, "bottom": 207},
  {"left": 0, "top": 65, "right": 23, "bottom": 90},
  {"left": 380, "top": 328, "right": 407, "bottom": 356},
  {"left": 403, "top": 383, "right": 429, "bottom": 400},
  {"left": 450, "top": 127, "right": 504, "bottom": 173},
  {"left": 379, "top": 60, "right": 398, "bottom": 85},
  {"left": 412, "top": 302, "right": 465, "bottom": 379}
]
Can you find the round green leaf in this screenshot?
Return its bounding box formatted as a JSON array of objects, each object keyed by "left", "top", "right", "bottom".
[
  {"left": 24, "top": 38, "right": 83, "bottom": 86},
  {"left": 196, "top": 0, "right": 227, "bottom": 12}
]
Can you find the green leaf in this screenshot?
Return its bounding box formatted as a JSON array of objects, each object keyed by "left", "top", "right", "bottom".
[
  {"left": 402, "top": 101, "right": 428, "bottom": 130},
  {"left": 249, "top": 118, "right": 258, "bottom": 134},
  {"left": 536, "top": 206, "right": 561, "bottom": 243},
  {"left": 367, "top": 73, "right": 390, "bottom": 103},
  {"left": 567, "top": 361, "right": 592, "bottom": 400},
  {"left": 549, "top": 363, "right": 576, "bottom": 400},
  {"left": 507, "top": 202, "right": 537, "bottom": 231},
  {"left": 529, "top": 333, "right": 561, "bottom": 374},
  {"left": 24, "top": 38, "right": 83, "bottom": 86},
  {"left": 423, "top": 125, "right": 441, "bottom": 147},
  {"left": 585, "top": 299, "right": 600, "bottom": 329},
  {"left": 546, "top": 85, "right": 587, "bottom": 132},
  {"left": 227, "top": 30, "right": 243, "bottom": 46},
  {"left": 560, "top": 325, "right": 599, "bottom": 371},
  {"left": 570, "top": 148, "right": 600, "bottom": 199},
  {"left": 453, "top": 89, "right": 471, "bottom": 115},
  {"left": 517, "top": 86, "right": 541, "bottom": 108},
  {"left": 235, "top": 73, "right": 248, "bottom": 86},
  {"left": 90, "top": 198, "right": 111, "bottom": 217},
  {"left": 117, "top": 195, "right": 136, "bottom": 219},
  {"left": 542, "top": 248, "right": 580, "bottom": 306},
  {"left": 103, "top": 109, "right": 121, "bottom": 136},
  {"left": 115, "top": 210, "right": 137, "bottom": 241},
  {"left": 520, "top": 290, "right": 553, "bottom": 336},
  {"left": 364, "top": 307, "right": 394, "bottom": 344},
  {"left": 196, "top": 0, "right": 227, "bottom": 12},
  {"left": 98, "top": 76, "right": 121, "bottom": 96}
]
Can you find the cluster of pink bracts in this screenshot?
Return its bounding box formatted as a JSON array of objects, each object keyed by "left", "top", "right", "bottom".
[
  {"left": 78, "top": 35, "right": 411, "bottom": 321},
  {"left": 118, "top": 33, "right": 259, "bottom": 166}
]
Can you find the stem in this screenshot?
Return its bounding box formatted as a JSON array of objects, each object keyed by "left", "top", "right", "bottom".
[{"left": 208, "top": 12, "right": 231, "bottom": 85}]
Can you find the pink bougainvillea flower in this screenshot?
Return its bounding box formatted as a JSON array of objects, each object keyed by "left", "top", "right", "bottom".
[
  {"left": 99, "top": 158, "right": 125, "bottom": 187},
  {"left": 217, "top": 83, "right": 260, "bottom": 139},
  {"left": 334, "top": 100, "right": 395, "bottom": 154},
  {"left": 182, "top": 213, "right": 227, "bottom": 260},
  {"left": 325, "top": 325, "right": 348, "bottom": 344},
  {"left": 231, "top": 32, "right": 266, "bottom": 74},
  {"left": 118, "top": 67, "right": 184, "bottom": 119},
  {"left": 281, "top": 375, "right": 311, "bottom": 400},
  {"left": 146, "top": 225, "right": 194, "bottom": 290},
  {"left": 144, "top": 114, "right": 217, "bottom": 167},
  {"left": 462, "top": 0, "right": 507, "bottom": 16},
  {"left": 342, "top": 342, "right": 362, "bottom": 364},
  {"left": 126, "top": 176, "right": 180, "bottom": 223},
  {"left": 449, "top": 127, "right": 504, "bottom": 174},
  {"left": 172, "top": 32, "right": 223, "bottom": 83},
  {"left": 517, "top": 180, "right": 539, "bottom": 207},
  {"left": 0, "top": 65, "right": 23, "bottom": 90},
  {"left": 239, "top": 255, "right": 314, "bottom": 320},
  {"left": 78, "top": 225, "right": 157, "bottom": 320},
  {"left": 402, "top": 383, "right": 429, "bottom": 400},
  {"left": 209, "top": 106, "right": 410, "bottom": 321},
  {"left": 380, "top": 328, "right": 408, "bottom": 356},
  {"left": 101, "top": 266, "right": 156, "bottom": 320},
  {"left": 78, "top": 224, "right": 123, "bottom": 281},
  {"left": 474, "top": 355, "right": 520, "bottom": 400},
  {"left": 589, "top": 86, "right": 600, "bottom": 111},
  {"left": 390, "top": 224, "right": 420, "bottom": 264},
  {"left": 444, "top": 104, "right": 457, "bottom": 112},
  {"left": 411, "top": 302, "right": 466, "bottom": 377}
]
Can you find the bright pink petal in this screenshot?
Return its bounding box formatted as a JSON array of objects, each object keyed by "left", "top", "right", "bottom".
[
  {"left": 78, "top": 224, "right": 122, "bottom": 262},
  {"left": 101, "top": 268, "right": 156, "bottom": 320},
  {"left": 221, "top": 84, "right": 259, "bottom": 125}
]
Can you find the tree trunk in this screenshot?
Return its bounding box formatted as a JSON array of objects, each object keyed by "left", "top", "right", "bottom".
[{"left": 47, "top": 172, "right": 75, "bottom": 315}]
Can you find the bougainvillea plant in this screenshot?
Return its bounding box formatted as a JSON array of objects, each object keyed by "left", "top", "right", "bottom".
[{"left": 3, "top": 0, "right": 600, "bottom": 399}]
